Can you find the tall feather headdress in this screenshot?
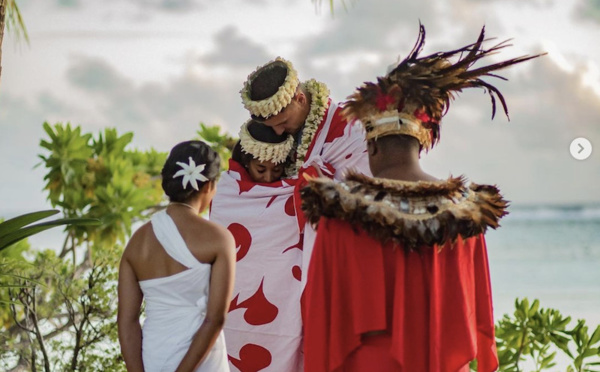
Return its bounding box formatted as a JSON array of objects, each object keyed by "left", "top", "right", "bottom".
[{"left": 342, "top": 24, "right": 545, "bottom": 150}]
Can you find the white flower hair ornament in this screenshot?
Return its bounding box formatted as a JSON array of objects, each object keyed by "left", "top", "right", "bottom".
[{"left": 173, "top": 157, "right": 209, "bottom": 191}]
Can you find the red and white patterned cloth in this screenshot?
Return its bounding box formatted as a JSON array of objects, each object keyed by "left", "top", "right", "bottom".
[{"left": 209, "top": 101, "right": 370, "bottom": 372}]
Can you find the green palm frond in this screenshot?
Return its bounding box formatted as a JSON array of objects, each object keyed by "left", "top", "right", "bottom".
[
  {"left": 4, "top": 0, "right": 29, "bottom": 43},
  {"left": 312, "top": 0, "right": 352, "bottom": 16},
  {"left": 0, "top": 210, "right": 100, "bottom": 251}
]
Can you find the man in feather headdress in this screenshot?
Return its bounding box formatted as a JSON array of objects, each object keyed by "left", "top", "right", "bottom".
[{"left": 301, "top": 25, "right": 544, "bottom": 372}]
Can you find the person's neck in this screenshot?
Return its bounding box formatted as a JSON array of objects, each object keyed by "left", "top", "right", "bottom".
[
  {"left": 372, "top": 155, "right": 436, "bottom": 182},
  {"left": 169, "top": 200, "right": 202, "bottom": 214},
  {"left": 300, "top": 89, "right": 312, "bottom": 123},
  {"left": 292, "top": 95, "right": 313, "bottom": 138}
]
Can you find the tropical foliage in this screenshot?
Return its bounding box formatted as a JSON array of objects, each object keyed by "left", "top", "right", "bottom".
[
  {"left": 0, "top": 0, "right": 28, "bottom": 89},
  {"left": 2, "top": 0, "right": 27, "bottom": 41},
  {"left": 0, "top": 210, "right": 99, "bottom": 252},
  {"left": 196, "top": 122, "right": 237, "bottom": 172},
  {"left": 0, "top": 122, "right": 233, "bottom": 371},
  {"left": 312, "top": 0, "right": 354, "bottom": 16},
  {"left": 471, "top": 298, "right": 600, "bottom": 372},
  {"left": 0, "top": 123, "right": 166, "bottom": 371}
]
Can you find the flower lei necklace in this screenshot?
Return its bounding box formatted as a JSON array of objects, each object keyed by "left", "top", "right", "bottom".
[{"left": 287, "top": 79, "right": 330, "bottom": 176}]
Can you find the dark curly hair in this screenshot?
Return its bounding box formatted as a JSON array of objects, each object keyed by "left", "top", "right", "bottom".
[{"left": 161, "top": 140, "right": 220, "bottom": 203}]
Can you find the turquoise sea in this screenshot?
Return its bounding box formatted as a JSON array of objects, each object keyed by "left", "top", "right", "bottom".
[{"left": 486, "top": 204, "right": 600, "bottom": 329}]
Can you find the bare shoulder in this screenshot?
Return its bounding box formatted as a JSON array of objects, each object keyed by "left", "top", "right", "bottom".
[
  {"left": 201, "top": 218, "right": 235, "bottom": 250},
  {"left": 183, "top": 216, "right": 235, "bottom": 263},
  {"left": 122, "top": 222, "right": 153, "bottom": 260}
]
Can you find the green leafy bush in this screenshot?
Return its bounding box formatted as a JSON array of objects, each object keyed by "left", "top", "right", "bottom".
[
  {"left": 1, "top": 123, "right": 165, "bottom": 371},
  {"left": 471, "top": 298, "right": 600, "bottom": 372}
]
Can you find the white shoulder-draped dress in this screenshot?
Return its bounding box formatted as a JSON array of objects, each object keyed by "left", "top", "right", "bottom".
[{"left": 138, "top": 210, "right": 230, "bottom": 372}]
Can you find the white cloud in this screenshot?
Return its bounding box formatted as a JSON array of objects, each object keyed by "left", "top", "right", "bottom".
[
  {"left": 576, "top": 0, "right": 600, "bottom": 23},
  {"left": 422, "top": 55, "right": 600, "bottom": 204},
  {"left": 199, "top": 26, "right": 273, "bottom": 68},
  {"left": 0, "top": 94, "right": 65, "bottom": 214},
  {"left": 59, "top": 56, "right": 249, "bottom": 145},
  {"left": 1, "top": 0, "right": 599, "bottom": 214}
]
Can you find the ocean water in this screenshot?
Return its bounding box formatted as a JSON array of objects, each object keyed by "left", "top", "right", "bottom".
[{"left": 486, "top": 204, "right": 600, "bottom": 328}]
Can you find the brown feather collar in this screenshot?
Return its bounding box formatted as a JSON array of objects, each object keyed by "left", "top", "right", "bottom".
[{"left": 300, "top": 170, "right": 508, "bottom": 250}]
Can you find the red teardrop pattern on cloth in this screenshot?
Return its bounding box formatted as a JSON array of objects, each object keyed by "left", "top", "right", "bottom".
[
  {"left": 324, "top": 109, "right": 347, "bottom": 144},
  {"left": 292, "top": 265, "right": 302, "bottom": 281},
  {"left": 284, "top": 195, "right": 296, "bottom": 216},
  {"left": 228, "top": 278, "right": 279, "bottom": 326},
  {"left": 227, "top": 223, "right": 252, "bottom": 262},
  {"left": 228, "top": 343, "right": 272, "bottom": 372}
]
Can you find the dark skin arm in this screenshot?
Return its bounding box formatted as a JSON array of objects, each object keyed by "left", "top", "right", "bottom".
[
  {"left": 174, "top": 231, "right": 236, "bottom": 372},
  {"left": 117, "top": 250, "right": 145, "bottom": 372}
]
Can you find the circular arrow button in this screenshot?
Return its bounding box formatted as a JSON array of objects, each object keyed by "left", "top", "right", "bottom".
[{"left": 569, "top": 137, "right": 592, "bottom": 160}]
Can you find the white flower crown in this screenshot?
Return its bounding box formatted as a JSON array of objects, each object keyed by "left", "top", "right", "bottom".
[
  {"left": 238, "top": 120, "right": 294, "bottom": 164},
  {"left": 173, "top": 157, "right": 208, "bottom": 191},
  {"left": 240, "top": 57, "right": 299, "bottom": 119}
]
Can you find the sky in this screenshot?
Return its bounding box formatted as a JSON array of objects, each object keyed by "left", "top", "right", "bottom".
[{"left": 1, "top": 0, "right": 600, "bottom": 218}]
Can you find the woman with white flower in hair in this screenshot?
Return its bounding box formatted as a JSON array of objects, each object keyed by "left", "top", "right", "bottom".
[{"left": 118, "top": 140, "right": 235, "bottom": 372}]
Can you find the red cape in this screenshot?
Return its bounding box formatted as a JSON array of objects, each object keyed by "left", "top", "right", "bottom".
[{"left": 303, "top": 218, "right": 498, "bottom": 372}]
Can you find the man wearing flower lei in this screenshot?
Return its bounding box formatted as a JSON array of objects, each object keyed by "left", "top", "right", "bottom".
[
  {"left": 301, "top": 25, "right": 544, "bottom": 372},
  {"left": 210, "top": 58, "right": 371, "bottom": 372},
  {"left": 240, "top": 56, "right": 370, "bottom": 181}
]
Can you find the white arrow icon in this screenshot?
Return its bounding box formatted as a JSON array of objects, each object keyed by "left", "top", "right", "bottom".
[{"left": 569, "top": 138, "right": 592, "bottom": 160}]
